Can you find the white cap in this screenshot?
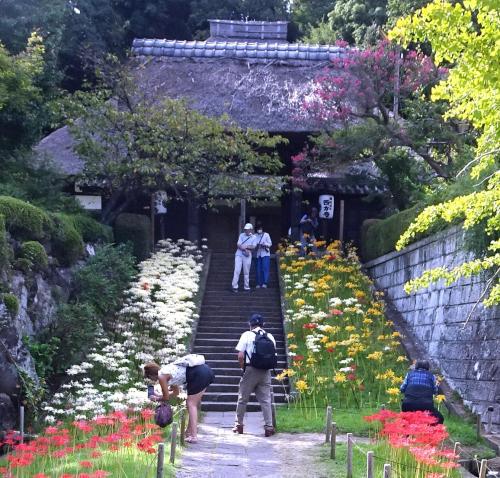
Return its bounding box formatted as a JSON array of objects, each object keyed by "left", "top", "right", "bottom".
[{"left": 243, "top": 223, "right": 253, "bottom": 230}]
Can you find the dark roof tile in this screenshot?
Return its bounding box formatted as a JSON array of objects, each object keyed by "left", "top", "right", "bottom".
[{"left": 132, "top": 39, "right": 346, "bottom": 62}]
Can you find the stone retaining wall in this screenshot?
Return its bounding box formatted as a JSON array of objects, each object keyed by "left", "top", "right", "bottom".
[{"left": 364, "top": 226, "right": 500, "bottom": 428}]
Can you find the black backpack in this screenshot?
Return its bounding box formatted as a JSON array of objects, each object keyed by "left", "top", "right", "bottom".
[{"left": 247, "top": 330, "right": 277, "bottom": 370}]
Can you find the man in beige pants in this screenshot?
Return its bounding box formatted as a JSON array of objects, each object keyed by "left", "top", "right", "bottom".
[{"left": 233, "top": 314, "right": 276, "bottom": 437}]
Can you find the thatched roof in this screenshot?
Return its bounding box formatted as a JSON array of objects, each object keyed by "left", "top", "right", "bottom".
[{"left": 35, "top": 23, "right": 349, "bottom": 175}]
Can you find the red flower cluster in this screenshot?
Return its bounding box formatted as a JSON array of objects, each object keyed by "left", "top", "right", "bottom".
[
  {"left": 364, "top": 411, "right": 459, "bottom": 472},
  {"left": 0, "top": 409, "right": 162, "bottom": 477},
  {"left": 303, "top": 323, "right": 318, "bottom": 329}
]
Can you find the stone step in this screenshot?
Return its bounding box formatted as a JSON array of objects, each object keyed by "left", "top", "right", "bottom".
[
  {"left": 196, "top": 324, "right": 283, "bottom": 332},
  {"left": 206, "top": 359, "right": 287, "bottom": 369},
  {"left": 203, "top": 392, "right": 288, "bottom": 403},
  {"left": 201, "top": 352, "right": 286, "bottom": 361},
  {"left": 195, "top": 331, "right": 284, "bottom": 341},
  {"left": 194, "top": 344, "right": 284, "bottom": 354},
  {"left": 198, "top": 315, "right": 283, "bottom": 321},
  {"left": 210, "top": 374, "right": 287, "bottom": 385},
  {"left": 208, "top": 383, "right": 286, "bottom": 393},
  {"left": 194, "top": 339, "right": 285, "bottom": 348},
  {"left": 201, "top": 402, "right": 258, "bottom": 412}
]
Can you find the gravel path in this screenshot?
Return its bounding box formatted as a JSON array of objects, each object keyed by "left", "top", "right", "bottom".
[{"left": 176, "top": 411, "right": 365, "bottom": 478}]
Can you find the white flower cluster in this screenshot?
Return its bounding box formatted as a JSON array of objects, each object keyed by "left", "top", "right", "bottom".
[
  {"left": 305, "top": 334, "right": 321, "bottom": 353},
  {"left": 43, "top": 239, "right": 204, "bottom": 422}
]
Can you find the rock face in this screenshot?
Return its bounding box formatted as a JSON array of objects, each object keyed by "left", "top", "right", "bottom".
[
  {"left": 364, "top": 226, "right": 500, "bottom": 431},
  {"left": 0, "top": 268, "right": 73, "bottom": 431}
]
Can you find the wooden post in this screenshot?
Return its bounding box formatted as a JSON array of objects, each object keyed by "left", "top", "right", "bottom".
[
  {"left": 271, "top": 391, "right": 277, "bottom": 429},
  {"left": 486, "top": 406, "right": 494, "bottom": 434},
  {"left": 180, "top": 409, "right": 186, "bottom": 446},
  {"left": 170, "top": 422, "right": 178, "bottom": 464},
  {"left": 19, "top": 406, "right": 25, "bottom": 444},
  {"left": 381, "top": 404, "right": 386, "bottom": 410},
  {"left": 366, "top": 451, "right": 374, "bottom": 478},
  {"left": 330, "top": 422, "right": 337, "bottom": 460},
  {"left": 150, "top": 193, "right": 155, "bottom": 252},
  {"left": 453, "top": 442, "right": 460, "bottom": 456},
  {"left": 325, "top": 406, "right": 332, "bottom": 443},
  {"left": 476, "top": 413, "right": 482, "bottom": 440},
  {"left": 339, "top": 200, "right": 345, "bottom": 242},
  {"left": 156, "top": 442, "right": 165, "bottom": 478},
  {"left": 383, "top": 463, "right": 391, "bottom": 478},
  {"left": 478, "top": 459, "right": 487, "bottom": 478},
  {"left": 347, "top": 433, "right": 353, "bottom": 478}
]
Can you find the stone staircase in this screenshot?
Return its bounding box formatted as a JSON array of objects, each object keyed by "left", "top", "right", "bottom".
[{"left": 193, "top": 253, "right": 288, "bottom": 412}]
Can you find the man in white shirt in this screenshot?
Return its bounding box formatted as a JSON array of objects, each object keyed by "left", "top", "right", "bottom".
[
  {"left": 233, "top": 314, "right": 276, "bottom": 437},
  {"left": 231, "top": 223, "right": 256, "bottom": 292}
]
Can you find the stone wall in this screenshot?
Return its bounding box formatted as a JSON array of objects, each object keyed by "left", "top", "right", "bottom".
[{"left": 364, "top": 226, "right": 500, "bottom": 428}]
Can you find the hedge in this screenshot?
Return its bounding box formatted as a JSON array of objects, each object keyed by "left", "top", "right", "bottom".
[
  {"left": 114, "top": 213, "right": 152, "bottom": 262},
  {"left": 0, "top": 196, "right": 51, "bottom": 240},
  {"left": 67, "top": 214, "right": 112, "bottom": 243},
  {"left": 361, "top": 207, "right": 421, "bottom": 262},
  {"left": 361, "top": 206, "right": 453, "bottom": 262},
  {"left": 2, "top": 293, "right": 19, "bottom": 316}
]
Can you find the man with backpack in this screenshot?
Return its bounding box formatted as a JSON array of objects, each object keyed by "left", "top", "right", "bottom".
[{"left": 233, "top": 313, "right": 277, "bottom": 437}]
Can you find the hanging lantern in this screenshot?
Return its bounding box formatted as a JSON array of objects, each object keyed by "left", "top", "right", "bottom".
[{"left": 319, "top": 195, "right": 334, "bottom": 219}]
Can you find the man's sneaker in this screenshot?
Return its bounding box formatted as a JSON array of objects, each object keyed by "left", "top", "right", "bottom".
[
  {"left": 264, "top": 427, "right": 276, "bottom": 437},
  {"left": 232, "top": 288, "right": 238, "bottom": 293},
  {"left": 262, "top": 284, "right": 268, "bottom": 288},
  {"left": 243, "top": 288, "right": 251, "bottom": 292},
  {"left": 232, "top": 424, "right": 244, "bottom": 434},
  {"left": 255, "top": 285, "right": 261, "bottom": 289}
]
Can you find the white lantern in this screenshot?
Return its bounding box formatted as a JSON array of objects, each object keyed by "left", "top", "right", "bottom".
[{"left": 319, "top": 195, "right": 334, "bottom": 219}]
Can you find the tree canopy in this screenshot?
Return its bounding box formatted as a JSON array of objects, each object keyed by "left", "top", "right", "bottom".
[{"left": 389, "top": 0, "right": 500, "bottom": 306}]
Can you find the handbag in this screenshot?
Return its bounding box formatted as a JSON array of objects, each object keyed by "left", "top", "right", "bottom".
[
  {"left": 154, "top": 402, "right": 173, "bottom": 428},
  {"left": 173, "top": 354, "right": 205, "bottom": 367}
]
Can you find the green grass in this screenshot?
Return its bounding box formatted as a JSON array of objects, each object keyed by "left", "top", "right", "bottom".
[{"left": 319, "top": 441, "right": 368, "bottom": 477}]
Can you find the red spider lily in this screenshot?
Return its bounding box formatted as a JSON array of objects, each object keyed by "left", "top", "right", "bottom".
[
  {"left": 44, "top": 426, "right": 59, "bottom": 435},
  {"left": 80, "top": 460, "right": 93, "bottom": 469},
  {"left": 425, "top": 474, "right": 445, "bottom": 478},
  {"left": 140, "top": 409, "right": 155, "bottom": 420},
  {"left": 329, "top": 309, "right": 343, "bottom": 316},
  {"left": 90, "top": 451, "right": 103, "bottom": 459},
  {"left": 32, "top": 474, "right": 49, "bottom": 478},
  {"left": 326, "top": 348, "right": 335, "bottom": 353},
  {"left": 292, "top": 355, "right": 304, "bottom": 362},
  {"left": 73, "top": 420, "right": 93, "bottom": 433},
  {"left": 347, "top": 373, "right": 356, "bottom": 381},
  {"left": 91, "top": 471, "right": 111, "bottom": 478},
  {"left": 303, "top": 323, "right": 318, "bottom": 329},
  {"left": 364, "top": 409, "right": 399, "bottom": 424}
]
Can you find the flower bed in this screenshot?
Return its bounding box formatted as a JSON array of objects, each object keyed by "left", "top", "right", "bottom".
[
  {"left": 278, "top": 241, "right": 441, "bottom": 412},
  {"left": 0, "top": 410, "right": 175, "bottom": 478},
  {"left": 43, "top": 239, "right": 204, "bottom": 423},
  {"left": 365, "top": 410, "right": 460, "bottom": 478}
]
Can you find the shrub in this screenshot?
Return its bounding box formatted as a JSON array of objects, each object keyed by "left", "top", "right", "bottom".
[
  {"left": 73, "top": 244, "right": 135, "bottom": 327},
  {"left": 114, "top": 213, "right": 152, "bottom": 262},
  {"left": 20, "top": 241, "right": 48, "bottom": 270},
  {"left": 49, "top": 213, "right": 84, "bottom": 266},
  {"left": 14, "top": 257, "right": 33, "bottom": 273},
  {"left": 0, "top": 196, "right": 51, "bottom": 240},
  {"left": 2, "top": 293, "right": 19, "bottom": 316},
  {"left": 68, "top": 214, "right": 113, "bottom": 243}
]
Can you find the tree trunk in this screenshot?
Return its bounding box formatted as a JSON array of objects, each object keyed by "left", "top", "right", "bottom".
[{"left": 187, "top": 199, "right": 201, "bottom": 243}]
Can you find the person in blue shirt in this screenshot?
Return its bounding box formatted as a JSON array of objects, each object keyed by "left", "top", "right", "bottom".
[
  {"left": 254, "top": 221, "right": 272, "bottom": 288},
  {"left": 400, "top": 360, "right": 444, "bottom": 424}
]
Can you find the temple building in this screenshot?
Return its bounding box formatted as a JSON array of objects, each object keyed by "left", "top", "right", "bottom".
[{"left": 36, "top": 19, "right": 383, "bottom": 251}]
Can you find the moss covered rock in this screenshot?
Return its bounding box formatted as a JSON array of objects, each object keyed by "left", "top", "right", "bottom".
[
  {"left": 0, "top": 196, "right": 51, "bottom": 240},
  {"left": 19, "top": 241, "right": 48, "bottom": 270},
  {"left": 0, "top": 214, "right": 12, "bottom": 268},
  {"left": 69, "top": 214, "right": 113, "bottom": 243},
  {"left": 114, "top": 213, "right": 151, "bottom": 262}
]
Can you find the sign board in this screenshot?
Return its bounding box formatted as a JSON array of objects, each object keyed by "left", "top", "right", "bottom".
[
  {"left": 154, "top": 191, "right": 168, "bottom": 215},
  {"left": 319, "top": 195, "right": 334, "bottom": 219},
  {"left": 75, "top": 195, "right": 102, "bottom": 211}
]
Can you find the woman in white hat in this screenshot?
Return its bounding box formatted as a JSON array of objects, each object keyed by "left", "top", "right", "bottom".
[{"left": 232, "top": 223, "right": 256, "bottom": 292}]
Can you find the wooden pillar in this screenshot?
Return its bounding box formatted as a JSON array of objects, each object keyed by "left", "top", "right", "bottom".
[{"left": 339, "top": 199, "right": 345, "bottom": 242}]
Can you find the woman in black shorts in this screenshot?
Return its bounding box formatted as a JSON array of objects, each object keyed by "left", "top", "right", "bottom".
[{"left": 144, "top": 360, "right": 215, "bottom": 443}]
